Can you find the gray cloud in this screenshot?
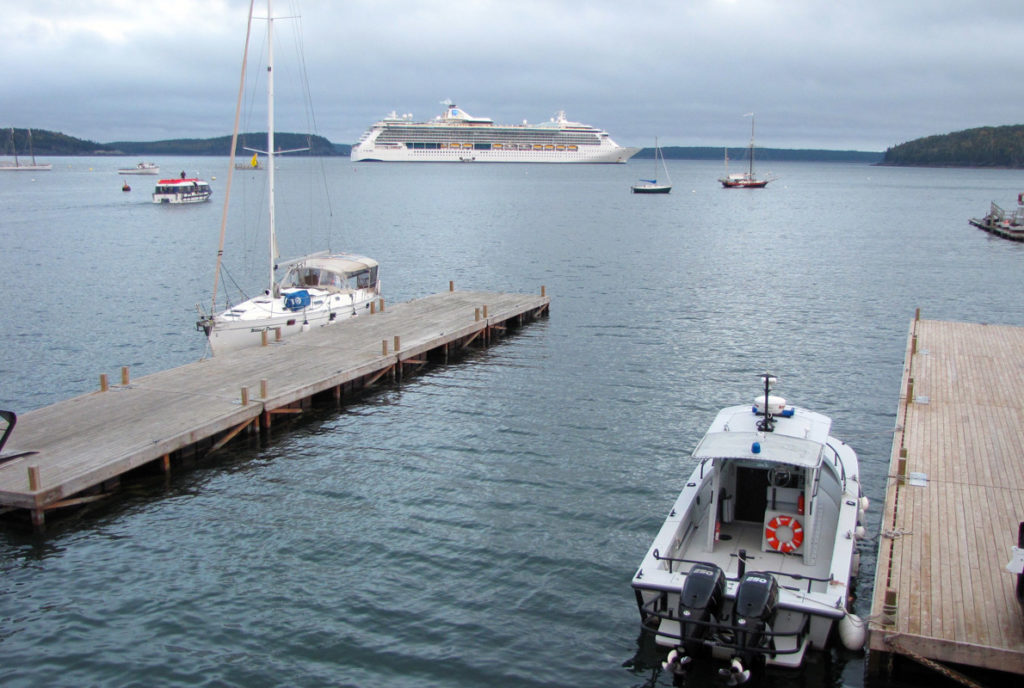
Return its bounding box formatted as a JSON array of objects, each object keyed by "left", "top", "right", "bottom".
[{"left": 3, "top": 0, "right": 1023, "bottom": 151}]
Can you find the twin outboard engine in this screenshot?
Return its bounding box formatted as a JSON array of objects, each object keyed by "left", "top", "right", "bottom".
[
  {"left": 663, "top": 563, "right": 726, "bottom": 675},
  {"left": 678, "top": 563, "right": 726, "bottom": 653},
  {"left": 721, "top": 572, "right": 779, "bottom": 685}
]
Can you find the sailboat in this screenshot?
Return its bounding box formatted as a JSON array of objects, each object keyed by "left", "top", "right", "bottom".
[
  {"left": 1, "top": 128, "right": 53, "bottom": 171},
  {"left": 719, "top": 114, "right": 774, "bottom": 188},
  {"left": 631, "top": 137, "right": 672, "bottom": 194},
  {"left": 196, "top": 0, "right": 380, "bottom": 355}
]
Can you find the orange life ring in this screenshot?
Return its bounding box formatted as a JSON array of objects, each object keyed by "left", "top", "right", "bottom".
[{"left": 765, "top": 515, "right": 804, "bottom": 553}]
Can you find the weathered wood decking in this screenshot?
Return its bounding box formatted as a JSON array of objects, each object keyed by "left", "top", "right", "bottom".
[
  {"left": 0, "top": 289, "right": 549, "bottom": 527},
  {"left": 868, "top": 316, "right": 1024, "bottom": 679}
]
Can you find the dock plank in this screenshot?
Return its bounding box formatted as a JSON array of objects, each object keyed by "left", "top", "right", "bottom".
[{"left": 869, "top": 319, "right": 1024, "bottom": 677}]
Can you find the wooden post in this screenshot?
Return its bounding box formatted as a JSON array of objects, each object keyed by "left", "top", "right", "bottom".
[
  {"left": 161, "top": 454, "right": 171, "bottom": 475},
  {"left": 907, "top": 377, "right": 914, "bottom": 404},
  {"left": 27, "top": 465, "right": 41, "bottom": 491},
  {"left": 241, "top": 387, "right": 249, "bottom": 405},
  {"left": 121, "top": 366, "right": 130, "bottom": 385},
  {"left": 370, "top": 300, "right": 376, "bottom": 314},
  {"left": 449, "top": 280, "right": 454, "bottom": 292},
  {"left": 262, "top": 330, "right": 269, "bottom": 347},
  {"left": 882, "top": 589, "right": 898, "bottom": 626},
  {"left": 382, "top": 339, "right": 389, "bottom": 355},
  {"left": 475, "top": 307, "right": 480, "bottom": 322},
  {"left": 911, "top": 334, "right": 917, "bottom": 355},
  {"left": 483, "top": 305, "right": 488, "bottom": 318},
  {"left": 914, "top": 307, "right": 920, "bottom": 321},
  {"left": 99, "top": 373, "right": 109, "bottom": 392},
  {"left": 275, "top": 327, "right": 282, "bottom": 342},
  {"left": 394, "top": 335, "right": 400, "bottom": 352},
  {"left": 260, "top": 379, "right": 268, "bottom": 398},
  {"left": 541, "top": 285, "right": 546, "bottom": 297},
  {"left": 898, "top": 447, "right": 907, "bottom": 482},
  {"left": 379, "top": 297, "right": 385, "bottom": 312}
]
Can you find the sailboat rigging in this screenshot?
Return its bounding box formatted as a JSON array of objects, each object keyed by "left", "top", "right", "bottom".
[
  {"left": 196, "top": 0, "right": 380, "bottom": 354},
  {"left": 1, "top": 128, "right": 52, "bottom": 172},
  {"left": 719, "top": 113, "right": 774, "bottom": 188},
  {"left": 631, "top": 137, "right": 672, "bottom": 194}
]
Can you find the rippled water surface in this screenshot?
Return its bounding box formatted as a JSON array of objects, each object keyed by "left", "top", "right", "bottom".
[{"left": 2, "top": 158, "right": 1023, "bottom": 687}]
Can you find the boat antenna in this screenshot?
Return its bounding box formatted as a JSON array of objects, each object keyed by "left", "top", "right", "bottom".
[{"left": 758, "top": 373, "right": 777, "bottom": 432}]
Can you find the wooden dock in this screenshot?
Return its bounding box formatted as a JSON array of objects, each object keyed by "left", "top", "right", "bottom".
[
  {"left": 868, "top": 316, "right": 1024, "bottom": 680},
  {"left": 0, "top": 289, "right": 549, "bottom": 528}
]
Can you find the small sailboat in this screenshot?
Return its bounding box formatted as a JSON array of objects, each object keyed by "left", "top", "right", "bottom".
[
  {"left": 1, "top": 128, "right": 53, "bottom": 172},
  {"left": 719, "top": 114, "right": 774, "bottom": 188},
  {"left": 632, "top": 137, "right": 672, "bottom": 194},
  {"left": 196, "top": 0, "right": 380, "bottom": 354}
]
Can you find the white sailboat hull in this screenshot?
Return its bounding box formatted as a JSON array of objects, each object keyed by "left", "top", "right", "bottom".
[{"left": 204, "top": 287, "right": 378, "bottom": 354}]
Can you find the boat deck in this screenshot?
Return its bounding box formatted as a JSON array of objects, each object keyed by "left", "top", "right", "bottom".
[
  {"left": 868, "top": 316, "right": 1024, "bottom": 677},
  {"left": 0, "top": 289, "right": 549, "bottom": 529}
]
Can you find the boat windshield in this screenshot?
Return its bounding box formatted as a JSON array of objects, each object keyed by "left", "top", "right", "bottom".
[{"left": 284, "top": 266, "right": 376, "bottom": 291}]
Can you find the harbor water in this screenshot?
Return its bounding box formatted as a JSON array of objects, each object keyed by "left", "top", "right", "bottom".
[{"left": 2, "top": 158, "right": 1023, "bottom": 687}]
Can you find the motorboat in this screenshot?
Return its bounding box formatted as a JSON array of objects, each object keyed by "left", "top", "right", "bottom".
[
  {"left": 969, "top": 195, "right": 1024, "bottom": 241},
  {"left": 632, "top": 137, "right": 672, "bottom": 194},
  {"left": 195, "top": 0, "right": 380, "bottom": 354},
  {"left": 118, "top": 162, "right": 160, "bottom": 175},
  {"left": 632, "top": 374, "right": 867, "bottom": 684},
  {"left": 152, "top": 177, "right": 212, "bottom": 204}
]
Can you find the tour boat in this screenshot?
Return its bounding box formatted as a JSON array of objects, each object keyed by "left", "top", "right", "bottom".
[
  {"left": 196, "top": 0, "right": 380, "bottom": 354},
  {"left": 632, "top": 374, "right": 867, "bottom": 684},
  {"left": 719, "top": 114, "right": 774, "bottom": 188},
  {"left": 118, "top": 162, "right": 160, "bottom": 175},
  {"left": 152, "top": 177, "right": 212, "bottom": 204}
]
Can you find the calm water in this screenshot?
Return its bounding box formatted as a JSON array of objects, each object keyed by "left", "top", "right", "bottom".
[{"left": 1, "top": 158, "right": 1023, "bottom": 687}]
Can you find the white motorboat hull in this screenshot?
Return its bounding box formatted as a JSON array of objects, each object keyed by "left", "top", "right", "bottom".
[{"left": 631, "top": 379, "right": 865, "bottom": 680}]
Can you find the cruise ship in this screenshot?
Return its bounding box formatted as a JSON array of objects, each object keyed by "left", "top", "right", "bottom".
[{"left": 350, "top": 103, "right": 639, "bottom": 163}]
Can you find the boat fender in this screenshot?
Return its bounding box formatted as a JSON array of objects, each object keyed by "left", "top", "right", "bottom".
[
  {"left": 854, "top": 525, "right": 866, "bottom": 540},
  {"left": 851, "top": 551, "right": 861, "bottom": 578},
  {"left": 859, "top": 496, "right": 870, "bottom": 512},
  {"left": 765, "top": 515, "right": 803, "bottom": 553},
  {"left": 662, "top": 648, "right": 691, "bottom": 674},
  {"left": 838, "top": 613, "right": 866, "bottom": 651}
]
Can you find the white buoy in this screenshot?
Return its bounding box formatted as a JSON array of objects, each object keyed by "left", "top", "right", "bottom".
[{"left": 838, "top": 613, "right": 866, "bottom": 651}]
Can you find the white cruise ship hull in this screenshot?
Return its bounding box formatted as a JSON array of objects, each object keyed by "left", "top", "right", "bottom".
[
  {"left": 352, "top": 144, "right": 639, "bottom": 163},
  {"left": 351, "top": 104, "right": 639, "bottom": 163}
]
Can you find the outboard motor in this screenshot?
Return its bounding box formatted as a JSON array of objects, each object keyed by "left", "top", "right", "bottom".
[
  {"left": 720, "top": 572, "right": 779, "bottom": 685},
  {"left": 678, "top": 563, "right": 726, "bottom": 653},
  {"left": 663, "top": 563, "right": 727, "bottom": 675}
]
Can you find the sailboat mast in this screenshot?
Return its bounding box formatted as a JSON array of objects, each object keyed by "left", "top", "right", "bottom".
[
  {"left": 267, "top": 0, "right": 277, "bottom": 294},
  {"left": 748, "top": 115, "right": 755, "bottom": 177},
  {"left": 10, "top": 128, "right": 19, "bottom": 167}
]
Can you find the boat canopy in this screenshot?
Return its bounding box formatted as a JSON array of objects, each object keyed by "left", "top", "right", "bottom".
[
  {"left": 281, "top": 254, "right": 379, "bottom": 291},
  {"left": 692, "top": 431, "right": 824, "bottom": 469}
]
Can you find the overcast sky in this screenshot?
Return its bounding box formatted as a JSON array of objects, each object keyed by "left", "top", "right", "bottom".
[{"left": 4, "top": 0, "right": 1024, "bottom": 152}]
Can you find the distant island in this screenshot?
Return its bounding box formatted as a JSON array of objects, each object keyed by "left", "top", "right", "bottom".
[
  {"left": 3, "top": 128, "right": 349, "bottom": 157},
  {"left": 882, "top": 125, "right": 1024, "bottom": 167},
  {"left": 7, "top": 125, "right": 1024, "bottom": 167}
]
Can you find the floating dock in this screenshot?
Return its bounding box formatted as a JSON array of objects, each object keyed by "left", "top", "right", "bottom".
[
  {"left": 868, "top": 315, "right": 1024, "bottom": 680},
  {"left": 0, "top": 288, "right": 549, "bottom": 529}
]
